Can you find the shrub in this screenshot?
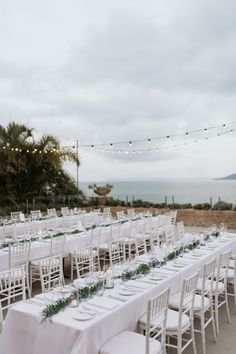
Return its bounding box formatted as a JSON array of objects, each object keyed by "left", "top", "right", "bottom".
[
  {"left": 194, "top": 203, "right": 211, "bottom": 210},
  {"left": 212, "top": 201, "right": 232, "bottom": 210}
]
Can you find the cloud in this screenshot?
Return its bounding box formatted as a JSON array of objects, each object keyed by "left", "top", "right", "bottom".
[{"left": 0, "top": 0, "right": 236, "bottom": 179}]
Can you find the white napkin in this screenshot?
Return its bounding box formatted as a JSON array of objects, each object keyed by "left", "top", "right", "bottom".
[{"left": 87, "top": 297, "right": 120, "bottom": 310}]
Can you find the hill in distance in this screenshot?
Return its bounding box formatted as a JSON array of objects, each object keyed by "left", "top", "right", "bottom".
[{"left": 215, "top": 173, "right": 236, "bottom": 180}]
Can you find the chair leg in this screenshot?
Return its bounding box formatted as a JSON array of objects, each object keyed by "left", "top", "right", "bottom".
[
  {"left": 177, "top": 333, "right": 182, "bottom": 354},
  {"left": 210, "top": 303, "right": 217, "bottom": 343},
  {"left": 200, "top": 312, "right": 206, "bottom": 354},
  {"left": 225, "top": 290, "right": 231, "bottom": 324},
  {"left": 214, "top": 295, "right": 219, "bottom": 335},
  {"left": 234, "top": 281, "right": 236, "bottom": 314},
  {"left": 191, "top": 316, "right": 197, "bottom": 354},
  {"left": 26, "top": 275, "right": 31, "bottom": 298}
]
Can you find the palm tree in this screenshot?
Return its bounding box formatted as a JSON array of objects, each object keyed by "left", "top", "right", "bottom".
[{"left": 0, "top": 122, "right": 81, "bottom": 206}]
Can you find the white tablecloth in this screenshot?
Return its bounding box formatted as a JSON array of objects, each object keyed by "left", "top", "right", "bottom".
[
  {"left": 1, "top": 234, "right": 236, "bottom": 354},
  {"left": 0, "top": 219, "right": 149, "bottom": 272}
]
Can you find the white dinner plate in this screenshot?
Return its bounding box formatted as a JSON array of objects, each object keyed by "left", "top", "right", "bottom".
[
  {"left": 118, "top": 289, "right": 135, "bottom": 296},
  {"left": 73, "top": 312, "right": 94, "bottom": 321},
  {"left": 173, "top": 262, "right": 186, "bottom": 268},
  {"left": 149, "top": 275, "right": 163, "bottom": 281}
]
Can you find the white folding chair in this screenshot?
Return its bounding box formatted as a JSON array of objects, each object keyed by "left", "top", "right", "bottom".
[
  {"left": 194, "top": 258, "right": 217, "bottom": 354},
  {"left": 213, "top": 250, "right": 231, "bottom": 334},
  {"left": 47, "top": 208, "right": 57, "bottom": 218},
  {"left": 227, "top": 254, "right": 236, "bottom": 313},
  {"left": 100, "top": 287, "right": 170, "bottom": 354},
  {"left": 0, "top": 266, "right": 26, "bottom": 313},
  {"left": 38, "top": 255, "right": 64, "bottom": 292},
  {"left": 167, "top": 272, "right": 199, "bottom": 354},
  {"left": 176, "top": 222, "right": 185, "bottom": 240},
  {"left": 9, "top": 241, "right": 31, "bottom": 298},
  {"left": 30, "top": 235, "right": 65, "bottom": 290},
  {"left": 61, "top": 206, "right": 70, "bottom": 216},
  {"left": 127, "top": 208, "right": 135, "bottom": 220},
  {"left": 30, "top": 210, "right": 42, "bottom": 220},
  {"left": 71, "top": 246, "right": 97, "bottom": 279},
  {"left": 116, "top": 211, "right": 125, "bottom": 220}
]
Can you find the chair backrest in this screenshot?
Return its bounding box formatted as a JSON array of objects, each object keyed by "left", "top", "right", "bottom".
[
  {"left": 49, "top": 235, "right": 66, "bottom": 256},
  {"left": 9, "top": 241, "right": 31, "bottom": 269},
  {"left": 216, "top": 250, "right": 231, "bottom": 285},
  {"left": 47, "top": 208, "right": 57, "bottom": 218},
  {"left": 103, "top": 207, "right": 111, "bottom": 218},
  {"left": 74, "top": 246, "right": 95, "bottom": 277},
  {"left": 11, "top": 211, "right": 23, "bottom": 223},
  {"left": 164, "top": 225, "right": 176, "bottom": 245},
  {"left": 167, "top": 210, "right": 177, "bottom": 225},
  {"left": 145, "top": 287, "right": 170, "bottom": 354},
  {"left": 177, "top": 221, "right": 184, "bottom": 240},
  {"left": 130, "top": 220, "right": 139, "bottom": 238},
  {"left": 127, "top": 209, "right": 135, "bottom": 219},
  {"left": 30, "top": 210, "right": 42, "bottom": 220},
  {"left": 90, "top": 227, "right": 101, "bottom": 250},
  {"left": 108, "top": 240, "right": 125, "bottom": 266},
  {"left": 61, "top": 207, "right": 70, "bottom": 216},
  {"left": 116, "top": 211, "right": 125, "bottom": 220},
  {"left": 38, "top": 255, "right": 64, "bottom": 292},
  {"left": 179, "top": 272, "right": 199, "bottom": 326},
  {"left": 135, "top": 236, "right": 147, "bottom": 256},
  {"left": 200, "top": 258, "right": 216, "bottom": 306},
  {"left": 111, "top": 223, "right": 120, "bottom": 241},
  {"left": 14, "top": 222, "right": 30, "bottom": 240},
  {"left": 0, "top": 266, "right": 26, "bottom": 311}
]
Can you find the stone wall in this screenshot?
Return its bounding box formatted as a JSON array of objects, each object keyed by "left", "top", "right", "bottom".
[{"left": 109, "top": 207, "right": 236, "bottom": 228}]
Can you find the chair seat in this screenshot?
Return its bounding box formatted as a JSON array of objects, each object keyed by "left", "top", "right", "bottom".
[
  {"left": 227, "top": 269, "right": 235, "bottom": 281},
  {"left": 30, "top": 257, "right": 60, "bottom": 267},
  {"left": 99, "top": 242, "right": 109, "bottom": 250},
  {"left": 169, "top": 292, "right": 210, "bottom": 312},
  {"left": 100, "top": 330, "right": 162, "bottom": 354},
  {"left": 0, "top": 268, "right": 24, "bottom": 279},
  {"left": 135, "top": 234, "right": 150, "bottom": 241},
  {"left": 119, "top": 237, "right": 135, "bottom": 244},
  {"left": 196, "top": 278, "right": 225, "bottom": 294},
  {"left": 139, "top": 308, "right": 190, "bottom": 333}
]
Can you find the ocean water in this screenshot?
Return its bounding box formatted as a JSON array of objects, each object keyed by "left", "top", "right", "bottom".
[{"left": 80, "top": 179, "right": 236, "bottom": 205}]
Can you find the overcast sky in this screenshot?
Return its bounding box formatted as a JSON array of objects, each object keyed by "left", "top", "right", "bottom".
[{"left": 1, "top": 0, "right": 236, "bottom": 182}]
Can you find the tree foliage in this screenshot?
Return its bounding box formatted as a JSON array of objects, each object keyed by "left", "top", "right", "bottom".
[{"left": 0, "top": 122, "right": 81, "bottom": 205}]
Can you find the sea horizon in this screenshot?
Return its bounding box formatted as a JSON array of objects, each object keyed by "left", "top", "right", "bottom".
[{"left": 79, "top": 178, "right": 236, "bottom": 205}]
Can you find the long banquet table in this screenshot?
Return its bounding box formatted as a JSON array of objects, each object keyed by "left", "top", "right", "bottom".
[
  {"left": 0, "top": 219, "right": 151, "bottom": 272},
  {"left": 0, "top": 233, "right": 236, "bottom": 354}
]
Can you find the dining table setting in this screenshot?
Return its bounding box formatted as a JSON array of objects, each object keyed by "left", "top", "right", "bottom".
[{"left": 0, "top": 229, "right": 235, "bottom": 354}]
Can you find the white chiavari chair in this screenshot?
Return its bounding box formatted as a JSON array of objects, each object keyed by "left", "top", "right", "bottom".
[
  {"left": 100, "top": 287, "right": 170, "bottom": 354},
  {"left": 99, "top": 223, "right": 120, "bottom": 265},
  {"left": 194, "top": 258, "right": 217, "bottom": 354},
  {"left": 30, "top": 235, "right": 65, "bottom": 291},
  {"left": 176, "top": 222, "right": 185, "bottom": 241},
  {"left": 90, "top": 226, "right": 101, "bottom": 266},
  {"left": 47, "top": 208, "right": 57, "bottom": 218},
  {"left": 116, "top": 210, "right": 125, "bottom": 220},
  {"left": 0, "top": 266, "right": 26, "bottom": 312},
  {"left": 61, "top": 206, "right": 70, "bottom": 216},
  {"left": 30, "top": 210, "right": 42, "bottom": 220},
  {"left": 212, "top": 250, "right": 231, "bottom": 334},
  {"left": 71, "top": 246, "right": 98, "bottom": 279},
  {"left": 38, "top": 255, "right": 64, "bottom": 292},
  {"left": 227, "top": 254, "right": 236, "bottom": 313},
  {"left": 108, "top": 240, "right": 126, "bottom": 268},
  {"left": 164, "top": 225, "right": 176, "bottom": 245},
  {"left": 127, "top": 208, "right": 135, "bottom": 220},
  {"left": 8, "top": 241, "right": 31, "bottom": 298},
  {"left": 167, "top": 272, "right": 199, "bottom": 354}
]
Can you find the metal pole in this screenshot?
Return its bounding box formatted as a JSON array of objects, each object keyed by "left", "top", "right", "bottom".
[{"left": 76, "top": 140, "right": 79, "bottom": 198}]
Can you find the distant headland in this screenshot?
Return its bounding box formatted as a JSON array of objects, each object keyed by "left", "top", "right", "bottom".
[{"left": 215, "top": 173, "right": 236, "bottom": 180}]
